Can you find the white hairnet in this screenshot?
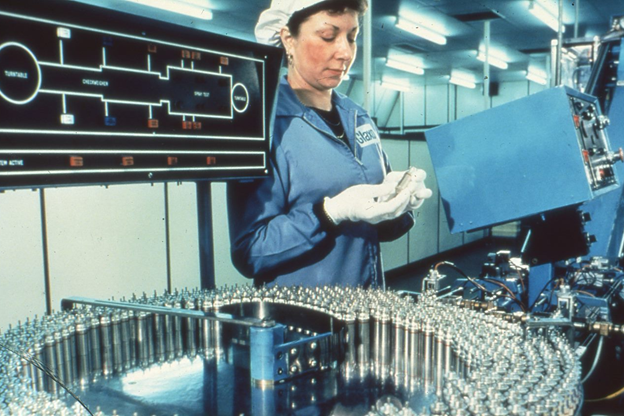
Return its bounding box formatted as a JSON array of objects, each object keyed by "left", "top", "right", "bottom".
[{"left": 255, "top": 0, "right": 329, "bottom": 46}]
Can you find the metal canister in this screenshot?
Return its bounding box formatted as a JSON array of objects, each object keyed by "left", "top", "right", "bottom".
[
  {"left": 184, "top": 299, "right": 198, "bottom": 358},
  {"left": 173, "top": 301, "right": 184, "bottom": 358},
  {"left": 99, "top": 314, "right": 113, "bottom": 377},
  {"left": 392, "top": 311, "right": 406, "bottom": 379},
  {"left": 356, "top": 308, "right": 370, "bottom": 374},
  {"left": 75, "top": 320, "right": 91, "bottom": 386},
  {"left": 119, "top": 311, "right": 132, "bottom": 370},
  {"left": 43, "top": 332, "right": 58, "bottom": 394},
  {"left": 89, "top": 316, "right": 102, "bottom": 378},
  {"left": 111, "top": 312, "right": 123, "bottom": 373}
]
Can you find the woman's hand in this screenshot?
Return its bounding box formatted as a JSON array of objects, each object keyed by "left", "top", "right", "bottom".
[
  {"left": 323, "top": 182, "right": 411, "bottom": 225},
  {"left": 382, "top": 168, "right": 433, "bottom": 210}
]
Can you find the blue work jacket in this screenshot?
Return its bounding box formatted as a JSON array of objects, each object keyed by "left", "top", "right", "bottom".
[{"left": 227, "top": 76, "right": 414, "bottom": 288}]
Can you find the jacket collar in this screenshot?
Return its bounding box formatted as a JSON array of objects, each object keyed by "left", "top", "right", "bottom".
[{"left": 275, "top": 76, "right": 360, "bottom": 118}]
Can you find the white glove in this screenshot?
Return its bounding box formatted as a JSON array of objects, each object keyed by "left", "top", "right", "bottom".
[
  {"left": 323, "top": 182, "right": 411, "bottom": 225},
  {"left": 383, "top": 168, "right": 433, "bottom": 210}
]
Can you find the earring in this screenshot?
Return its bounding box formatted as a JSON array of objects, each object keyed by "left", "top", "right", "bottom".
[{"left": 287, "top": 53, "right": 294, "bottom": 67}]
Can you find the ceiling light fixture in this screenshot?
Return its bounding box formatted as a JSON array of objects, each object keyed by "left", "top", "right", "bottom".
[
  {"left": 449, "top": 72, "right": 476, "bottom": 89},
  {"left": 125, "top": 0, "right": 213, "bottom": 20},
  {"left": 529, "top": 0, "right": 563, "bottom": 33},
  {"left": 476, "top": 52, "right": 509, "bottom": 70},
  {"left": 381, "top": 78, "right": 411, "bottom": 92},
  {"left": 526, "top": 69, "right": 548, "bottom": 85},
  {"left": 386, "top": 58, "right": 425, "bottom": 76},
  {"left": 396, "top": 19, "right": 447, "bottom": 45}
]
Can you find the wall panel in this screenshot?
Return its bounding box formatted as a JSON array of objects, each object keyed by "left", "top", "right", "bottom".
[
  {"left": 167, "top": 182, "right": 201, "bottom": 290},
  {"left": 425, "top": 85, "right": 450, "bottom": 126},
  {"left": 492, "top": 81, "right": 530, "bottom": 107},
  {"left": 212, "top": 182, "right": 249, "bottom": 288},
  {"left": 404, "top": 86, "right": 426, "bottom": 127},
  {"left": 45, "top": 184, "right": 168, "bottom": 310},
  {"left": 456, "top": 86, "right": 486, "bottom": 120},
  {"left": 0, "top": 190, "right": 45, "bottom": 330}
]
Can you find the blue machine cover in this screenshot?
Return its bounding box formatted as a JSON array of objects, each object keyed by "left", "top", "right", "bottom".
[{"left": 425, "top": 86, "right": 618, "bottom": 234}]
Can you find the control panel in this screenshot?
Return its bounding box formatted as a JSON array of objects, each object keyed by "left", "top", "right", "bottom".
[
  {"left": 569, "top": 95, "right": 621, "bottom": 190},
  {"left": 0, "top": 0, "right": 282, "bottom": 188}
]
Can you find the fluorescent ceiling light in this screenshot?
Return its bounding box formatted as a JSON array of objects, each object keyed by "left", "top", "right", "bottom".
[
  {"left": 449, "top": 75, "right": 477, "bottom": 88},
  {"left": 125, "top": 0, "right": 213, "bottom": 20},
  {"left": 396, "top": 19, "right": 447, "bottom": 45},
  {"left": 381, "top": 79, "right": 411, "bottom": 92},
  {"left": 529, "top": 1, "right": 563, "bottom": 33},
  {"left": 386, "top": 58, "right": 425, "bottom": 76},
  {"left": 476, "top": 52, "right": 509, "bottom": 70},
  {"left": 526, "top": 70, "right": 547, "bottom": 85}
]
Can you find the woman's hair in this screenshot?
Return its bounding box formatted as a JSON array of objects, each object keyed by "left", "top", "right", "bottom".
[{"left": 287, "top": 0, "right": 368, "bottom": 37}]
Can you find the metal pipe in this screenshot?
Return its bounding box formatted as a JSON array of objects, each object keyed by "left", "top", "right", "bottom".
[
  {"left": 555, "top": 0, "right": 564, "bottom": 86},
  {"left": 574, "top": 0, "right": 580, "bottom": 38},
  {"left": 363, "top": 0, "right": 373, "bottom": 114},
  {"left": 483, "top": 20, "right": 491, "bottom": 109},
  {"left": 61, "top": 296, "right": 275, "bottom": 328}
]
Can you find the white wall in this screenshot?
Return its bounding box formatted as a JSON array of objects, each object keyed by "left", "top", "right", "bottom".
[{"left": 0, "top": 190, "right": 46, "bottom": 327}]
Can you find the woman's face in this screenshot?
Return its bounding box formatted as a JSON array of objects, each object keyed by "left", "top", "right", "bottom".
[{"left": 283, "top": 9, "right": 360, "bottom": 92}]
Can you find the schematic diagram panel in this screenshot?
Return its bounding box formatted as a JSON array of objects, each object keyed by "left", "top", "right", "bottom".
[{"left": 0, "top": 0, "right": 282, "bottom": 188}]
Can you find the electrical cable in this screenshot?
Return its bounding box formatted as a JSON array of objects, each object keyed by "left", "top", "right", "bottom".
[
  {"left": 508, "top": 258, "right": 526, "bottom": 292},
  {"left": 482, "top": 278, "right": 527, "bottom": 311},
  {"left": 434, "top": 261, "right": 490, "bottom": 293},
  {"left": 576, "top": 290, "right": 596, "bottom": 298},
  {"left": 0, "top": 341, "right": 94, "bottom": 416},
  {"left": 529, "top": 277, "right": 558, "bottom": 310},
  {"left": 570, "top": 264, "right": 593, "bottom": 286},
  {"left": 585, "top": 384, "right": 624, "bottom": 402},
  {"left": 434, "top": 261, "right": 527, "bottom": 311},
  {"left": 581, "top": 336, "right": 604, "bottom": 384}
]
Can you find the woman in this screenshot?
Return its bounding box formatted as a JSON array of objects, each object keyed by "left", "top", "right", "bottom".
[{"left": 227, "top": 0, "right": 432, "bottom": 288}]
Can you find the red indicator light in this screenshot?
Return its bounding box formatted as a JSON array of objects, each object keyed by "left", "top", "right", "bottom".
[
  {"left": 193, "top": 122, "right": 202, "bottom": 130},
  {"left": 69, "top": 156, "right": 83, "bottom": 167},
  {"left": 207, "top": 156, "right": 217, "bottom": 166},
  {"left": 220, "top": 56, "right": 229, "bottom": 65},
  {"left": 148, "top": 119, "right": 159, "bottom": 128},
  {"left": 181, "top": 50, "right": 191, "bottom": 59},
  {"left": 167, "top": 157, "right": 179, "bottom": 166},
  {"left": 182, "top": 121, "right": 193, "bottom": 130},
  {"left": 121, "top": 157, "right": 134, "bottom": 166},
  {"left": 148, "top": 44, "right": 157, "bottom": 53},
  {"left": 573, "top": 114, "right": 580, "bottom": 128},
  {"left": 192, "top": 51, "right": 202, "bottom": 60},
  {"left": 582, "top": 150, "right": 589, "bottom": 162}
]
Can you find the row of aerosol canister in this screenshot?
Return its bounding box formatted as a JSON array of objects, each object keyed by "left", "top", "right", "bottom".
[{"left": 0, "top": 285, "right": 582, "bottom": 415}]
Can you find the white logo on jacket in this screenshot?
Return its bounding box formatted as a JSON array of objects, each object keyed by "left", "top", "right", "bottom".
[{"left": 355, "top": 124, "right": 380, "bottom": 148}]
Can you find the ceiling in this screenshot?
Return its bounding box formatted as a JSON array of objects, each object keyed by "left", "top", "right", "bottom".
[{"left": 75, "top": 0, "right": 624, "bottom": 87}]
